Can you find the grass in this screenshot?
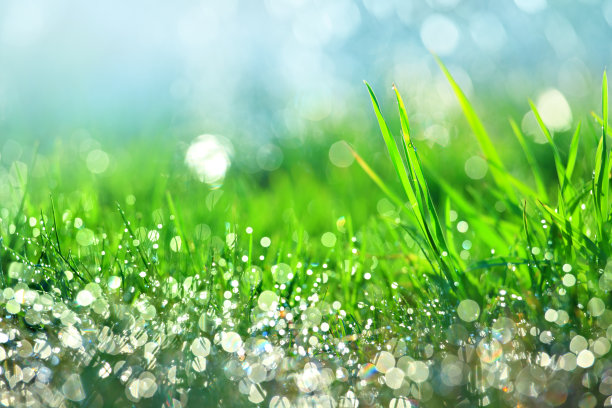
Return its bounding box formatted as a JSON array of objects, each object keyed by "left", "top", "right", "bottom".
[{"left": 0, "top": 60, "right": 611, "bottom": 407}]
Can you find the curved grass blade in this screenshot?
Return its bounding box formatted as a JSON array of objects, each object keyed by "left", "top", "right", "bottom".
[
  {"left": 593, "top": 71, "right": 610, "bottom": 240},
  {"left": 528, "top": 100, "right": 567, "bottom": 192},
  {"left": 364, "top": 81, "right": 427, "bottom": 237},
  {"left": 565, "top": 122, "right": 582, "bottom": 182},
  {"left": 434, "top": 55, "right": 514, "bottom": 199},
  {"left": 393, "top": 84, "right": 452, "bottom": 259},
  {"left": 509, "top": 118, "right": 549, "bottom": 202},
  {"left": 538, "top": 201, "right": 599, "bottom": 255},
  {"left": 363, "top": 82, "right": 463, "bottom": 294}
]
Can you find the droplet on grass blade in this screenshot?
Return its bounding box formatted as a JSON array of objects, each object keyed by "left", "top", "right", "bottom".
[{"left": 185, "top": 134, "right": 232, "bottom": 188}]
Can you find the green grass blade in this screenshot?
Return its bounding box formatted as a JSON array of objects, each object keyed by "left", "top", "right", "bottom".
[
  {"left": 603, "top": 71, "right": 609, "bottom": 222},
  {"left": 594, "top": 71, "right": 610, "bottom": 237},
  {"left": 364, "top": 82, "right": 462, "bottom": 292},
  {"left": 528, "top": 100, "right": 567, "bottom": 186},
  {"left": 538, "top": 201, "right": 599, "bottom": 255},
  {"left": 393, "top": 84, "right": 449, "bottom": 254},
  {"left": 427, "top": 169, "right": 513, "bottom": 253},
  {"left": 509, "top": 118, "right": 549, "bottom": 202},
  {"left": 350, "top": 148, "right": 414, "bottom": 215},
  {"left": 591, "top": 112, "right": 612, "bottom": 139},
  {"left": 522, "top": 202, "right": 538, "bottom": 291},
  {"left": 604, "top": 70, "right": 609, "bottom": 138},
  {"left": 393, "top": 84, "right": 425, "bottom": 210},
  {"left": 565, "top": 122, "right": 581, "bottom": 182},
  {"left": 434, "top": 56, "right": 514, "bottom": 199},
  {"left": 364, "top": 81, "right": 426, "bottom": 234}
]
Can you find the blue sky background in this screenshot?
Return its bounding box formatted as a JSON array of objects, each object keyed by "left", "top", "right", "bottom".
[{"left": 0, "top": 0, "right": 611, "bottom": 149}]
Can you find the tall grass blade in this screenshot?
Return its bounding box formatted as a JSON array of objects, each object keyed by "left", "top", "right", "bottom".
[
  {"left": 393, "top": 84, "right": 450, "bottom": 257},
  {"left": 363, "top": 82, "right": 465, "bottom": 294},
  {"left": 364, "top": 81, "right": 427, "bottom": 235},
  {"left": 509, "top": 118, "right": 548, "bottom": 201},
  {"left": 538, "top": 201, "right": 599, "bottom": 255},
  {"left": 528, "top": 100, "right": 567, "bottom": 193},
  {"left": 350, "top": 148, "right": 413, "bottom": 215},
  {"left": 594, "top": 71, "right": 610, "bottom": 240},
  {"left": 393, "top": 85, "right": 424, "bottom": 208},
  {"left": 565, "top": 122, "right": 582, "bottom": 182},
  {"left": 434, "top": 56, "right": 514, "bottom": 199}
]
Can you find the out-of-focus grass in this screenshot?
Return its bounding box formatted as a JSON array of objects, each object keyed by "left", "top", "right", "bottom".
[{"left": 0, "top": 60, "right": 608, "bottom": 323}]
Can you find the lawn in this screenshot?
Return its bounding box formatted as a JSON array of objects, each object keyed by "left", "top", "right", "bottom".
[{"left": 0, "top": 60, "right": 611, "bottom": 407}]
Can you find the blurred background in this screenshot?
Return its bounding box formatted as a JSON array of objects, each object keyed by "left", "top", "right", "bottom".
[
  {"left": 1, "top": 0, "right": 611, "bottom": 143},
  {"left": 0, "top": 0, "right": 611, "bottom": 232}
]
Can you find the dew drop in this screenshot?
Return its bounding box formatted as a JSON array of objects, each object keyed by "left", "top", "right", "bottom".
[{"left": 457, "top": 299, "right": 480, "bottom": 322}]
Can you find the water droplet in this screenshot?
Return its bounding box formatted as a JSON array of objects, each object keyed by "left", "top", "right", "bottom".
[
  {"left": 190, "top": 337, "right": 211, "bottom": 357},
  {"left": 271, "top": 263, "right": 292, "bottom": 284},
  {"left": 577, "top": 350, "right": 595, "bottom": 368},
  {"left": 258, "top": 291, "right": 279, "bottom": 312},
  {"left": 63, "top": 374, "right": 86, "bottom": 402},
  {"left": 457, "top": 299, "right": 480, "bottom": 322},
  {"left": 385, "top": 367, "right": 405, "bottom": 389},
  {"left": 76, "top": 289, "right": 94, "bottom": 307},
  {"left": 221, "top": 332, "right": 242, "bottom": 353},
  {"left": 374, "top": 351, "right": 395, "bottom": 373}
]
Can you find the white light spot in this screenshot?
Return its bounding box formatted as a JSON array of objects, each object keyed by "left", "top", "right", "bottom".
[
  {"left": 469, "top": 12, "right": 506, "bottom": 52},
  {"left": 329, "top": 140, "right": 354, "bottom": 168},
  {"left": 76, "top": 290, "right": 94, "bottom": 307},
  {"left": 185, "top": 134, "right": 232, "bottom": 187},
  {"left": 86, "top": 150, "right": 110, "bottom": 174},
  {"left": 464, "top": 156, "right": 488, "bottom": 180},
  {"left": 536, "top": 89, "right": 572, "bottom": 132},
  {"left": 321, "top": 232, "right": 337, "bottom": 247},
  {"left": 457, "top": 299, "right": 480, "bottom": 322},
  {"left": 170, "top": 236, "right": 182, "bottom": 252},
  {"left": 420, "top": 14, "right": 459, "bottom": 56},
  {"left": 257, "top": 144, "right": 283, "bottom": 171}
]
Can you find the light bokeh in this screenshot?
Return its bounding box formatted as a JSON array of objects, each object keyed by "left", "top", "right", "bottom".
[{"left": 0, "top": 0, "right": 610, "bottom": 150}]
